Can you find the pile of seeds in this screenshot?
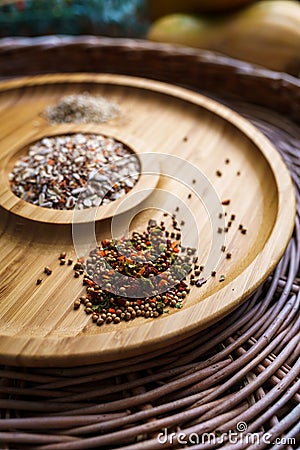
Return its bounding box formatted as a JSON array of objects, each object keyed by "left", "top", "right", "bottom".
[
  {"left": 43, "top": 93, "right": 120, "bottom": 124},
  {"left": 73, "top": 219, "right": 195, "bottom": 325},
  {"left": 9, "top": 133, "right": 140, "bottom": 210}
]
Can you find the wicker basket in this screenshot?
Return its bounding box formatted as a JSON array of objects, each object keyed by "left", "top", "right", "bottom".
[{"left": 0, "top": 36, "right": 299, "bottom": 450}]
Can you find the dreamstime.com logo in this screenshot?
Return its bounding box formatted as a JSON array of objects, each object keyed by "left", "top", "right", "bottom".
[
  {"left": 157, "top": 422, "right": 296, "bottom": 447},
  {"left": 72, "top": 153, "right": 226, "bottom": 298}
]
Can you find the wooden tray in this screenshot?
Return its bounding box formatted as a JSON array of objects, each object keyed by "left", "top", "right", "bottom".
[{"left": 0, "top": 74, "right": 295, "bottom": 367}]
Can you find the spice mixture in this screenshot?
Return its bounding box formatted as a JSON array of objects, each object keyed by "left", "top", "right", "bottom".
[
  {"left": 43, "top": 93, "right": 120, "bottom": 124},
  {"left": 70, "top": 219, "right": 199, "bottom": 325},
  {"left": 9, "top": 133, "right": 140, "bottom": 210}
]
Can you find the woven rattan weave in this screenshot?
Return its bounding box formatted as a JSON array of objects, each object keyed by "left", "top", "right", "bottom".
[{"left": 0, "top": 37, "right": 299, "bottom": 449}]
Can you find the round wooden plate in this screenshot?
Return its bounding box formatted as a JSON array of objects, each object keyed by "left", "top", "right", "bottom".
[{"left": 0, "top": 74, "right": 295, "bottom": 367}]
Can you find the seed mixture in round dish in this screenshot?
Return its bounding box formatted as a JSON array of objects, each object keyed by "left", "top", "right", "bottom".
[{"left": 9, "top": 133, "right": 140, "bottom": 210}]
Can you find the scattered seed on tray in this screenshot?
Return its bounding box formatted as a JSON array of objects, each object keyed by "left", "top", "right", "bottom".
[
  {"left": 9, "top": 133, "right": 140, "bottom": 210},
  {"left": 36, "top": 278, "right": 43, "bottom": 285},
  {"left": 43, "top": 93, "right": 120, "bottom": 124},
  {"left": 216, "top": 170, "right": 222, "bottom": 177},
  {"left": 195, "top": 278, "right": 207, "bottom": 288},
  {"left": 44, "top": 266, "right": 52, "bottom": 276},
  {"left": 221, "top": 199, "right": 231, "bottom": 205}
]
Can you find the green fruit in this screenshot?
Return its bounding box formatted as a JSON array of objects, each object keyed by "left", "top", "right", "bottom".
[{"left": 147, "top": 14, "right": 215, "bottom": 48}]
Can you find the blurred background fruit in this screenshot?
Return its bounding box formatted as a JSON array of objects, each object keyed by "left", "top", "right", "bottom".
[{"left": 147, "top": 0, "right": 300, "bottom": 76}]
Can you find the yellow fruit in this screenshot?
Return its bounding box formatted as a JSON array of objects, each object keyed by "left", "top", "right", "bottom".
[
  {"left": 209, "top": 0, "right": 300, "bottom": 73},
  {"left": 147, "top": 14, "right": 215, "bottom": 48},
  {"left": 148, "top": 1, "right": 300, "bottom": 75}
]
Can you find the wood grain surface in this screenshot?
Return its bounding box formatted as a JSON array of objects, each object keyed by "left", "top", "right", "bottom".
[{"left": 0, "top": 74, "right": 295, "bottom": 366}]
